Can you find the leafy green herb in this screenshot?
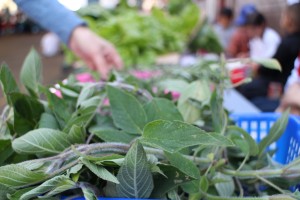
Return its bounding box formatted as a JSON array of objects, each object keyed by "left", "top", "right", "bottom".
[{"left": 116, "top": 141, "right": 154, "bottom": 198}]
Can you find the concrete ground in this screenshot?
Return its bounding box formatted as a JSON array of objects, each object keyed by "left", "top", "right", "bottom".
[{"left": 0, "top": 33, "right": 71, "bottom": 109}]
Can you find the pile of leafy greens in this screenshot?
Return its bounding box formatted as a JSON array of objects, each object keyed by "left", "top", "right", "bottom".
[
  {"left": 0, "top": 49, "right": 300, "bottom": 200},
  {"left": 64, "top": 0, "right": 222, "bottom": 68}
]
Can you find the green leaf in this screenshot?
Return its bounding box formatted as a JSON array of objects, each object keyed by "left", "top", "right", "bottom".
[
  {"left": 214, "top": 173, "right": 234, "bottom": 197},
  {"left": 200, "top": 176, "right": 209, "bottom": 193},
  {"left": 12, "top": 128, "right": 71, "bottom": 156},
  {"left": 0, "top": 63, "right": 19, "bottom": 105},
  {"left": 20, "top": 175, "right": 75, "bottom": 200},
  {"left": 76, "top": 83, "right": 98, "bottom": 108},
  {"left": 0, "top": 164, "right": 46, "bottom": 188},
  {"left": 0, "top": 183, "right": 15, "bottom": 200},
  {"left": 151, "top": 164, "right": 195, "bottom": 198},
  {"left": 178, "top": 80, "right": 210, "bottom": 123},
  {"left": 80, "top": 158, "right": 119, "bottom": 184},
  {"left": 20, "top": 48, "right": 42, "bottom": 96},
  {"left": 83, "top": 154, "right": 124, "bottom": 163},
  {"left": 67, "top": 125, "right": 85, "bottom": 144},
  {"left": 181, "top": 180, "right": 200, "bottom": 194},
  {"left": 258, "top": 109, "right": 289, "bottom": 157},
  {"left": 92, "top": 129, "right": 136, "bottom": 143},
  {"left": 142, "top": 120, "right": 233, "bottom": 153},
  {"left": 164, "top": 152, "right": 200, "bottom": 179},
  {"left": 116, "top": 141, "right": 153, "bottom": 198},
  {"left": 210, "top": 90, "right": 226, "bottom": 133},
  {"left": 42, "top": 87, "right": 71, "bottom": 128},
  {"left": 63, "top": 96, "right": 101, "bottom": 133},
  {"left": 167, "top": 190, "right": 181, "bottom": 200},
  {"left": 10, "top": 92, "right": 44, "bottom": 135},
  {"left": 80, "top": 183, "right": 97, "bottom": 200},
  {"left": 107, "top": 85, "right": 147, "bottom": 134},
  {"left": 144, "top": 98, "right": 183, "bottom": 122},
  {"left": 38, "top": 113, "right": 59, "bottom": 129},
  {"left": 17, "top": 160, "right": 45, "bottom": 171},
  {"left": 227, "top": 126, "right": 259, "bottom": 156},
  {"left": 8, "top": 187, "right": 34, "bottom": 200},
  {"left": 68, "top": 164, "right": 83, "bottom": 175},
  {"left": 158, "top": 79, "right": 189, "bottom": 94},
  {"left": 253, "top": 58, "right": 282, "bottom": 71},
  {"left": 0, "top": 140, "right": 13, "bottom": 165}
]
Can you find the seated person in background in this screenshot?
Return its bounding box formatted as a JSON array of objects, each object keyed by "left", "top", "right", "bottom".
[
  {"left": 257, "top": 2, "right": 300, "bottom": 87},
  {"left": 277, "top": 53, "right": 300, "bottom": 115},
  {"left": 238, "top": 3, "right": 300, "bottom": 111},
  {"left": 213, "top": 7, "right": 235, "bottom": 50},
  {"left": 226, "top": 4, "right": 257, "bottom": 58},
  {"left": 246, "top": 12, "right": 281, "bottom": 60}
]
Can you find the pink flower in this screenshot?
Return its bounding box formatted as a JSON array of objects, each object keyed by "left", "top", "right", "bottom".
[
  {"left": 76, "top": 73, "right": 95, "bottom": 83},
  {"left": 164, "top": 90, "right": 181, "bottom": 101},
  {"left": 103, "top": 98, "right": 110, "bottom": 106},
  {"left": 131, "top": 70, "right": 162, "bottom": 80}
]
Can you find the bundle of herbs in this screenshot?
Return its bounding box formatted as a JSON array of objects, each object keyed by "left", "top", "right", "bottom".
[{"left": 0, "top": 49, "right": 300, "bottom": 200}]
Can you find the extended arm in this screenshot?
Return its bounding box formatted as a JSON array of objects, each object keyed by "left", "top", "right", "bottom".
[
  {"left": 14, "top": 0, "right": 123, "bottom": 79},
  {"left": 14, "top": 0, "right": 85, "bottom": 44}
]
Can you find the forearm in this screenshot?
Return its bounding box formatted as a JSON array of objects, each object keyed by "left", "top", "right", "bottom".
[{"left": 14, "top": 0, "right": 86, "bottom": 44}]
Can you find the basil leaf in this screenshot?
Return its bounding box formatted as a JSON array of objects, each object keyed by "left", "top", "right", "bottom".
[
  {"left": 20, "top": 48, "right": 42, "bottom": 97},
  {"left": 116, "top": 141, "right": 153, "bottom": 198},
  {"left": 142, "top": 120, "right": 233, "bottom": 153},
  {"left": 214, "top": 173, "right": 234, "bottom": 197},
  {"left": 0, "top": 164, "right": 46, "bottom": 188},
  {"left": 165, "top": 151, "right": 200, "bottom": 179},
  {"left": 10, "top": 92, "right": 44, "bottom": 135},
  {"left": 227, "top": 126, "right": 259, "bottom": 156},
  {"left": 107, "top": 85, "right": 147, "bottom": 134},
  {"left": 258, "top": 109, "right": 289, "bottom": 157},
  {"left": 144, "top": 98, "right": 183, "bottom": 122},
  {"left": 63, "top": 96, "right": 101, "bottom": 133},
  {"left": 20, "top": 175, "right": 75, "bottom": 200},
  {"left": 0, "top": 64, "right": 19, "bottom": 105},
  {"left": 38, "top": 113, "right": 59, "bottom": 130},
  {"left": 12, "top": 128, "right": 71, "bottom": 156},
  {"left": 80, "top": 183, "right": 97, "bottom": 200},
  {"left": 0, "top": 183, "right": 15, "bottom": 200},
  {"left": 81, "top": 158, "right": 119, "bottom": 184},
  {"left": 92, "top": 129, "right": 136, "bottom": 143},
  {"left": 253, "top": 58, "right": 282, "bottom": 71},
  {"left": 178, "top": 80, "right": 210, "bottom": 123}
]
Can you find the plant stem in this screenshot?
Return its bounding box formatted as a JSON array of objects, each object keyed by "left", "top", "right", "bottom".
[
  {"left": 283, "top": 158, "right": 300, "bottom": 171},
  {"left": 237, "top": 154, "right": 249, "bottom": 171},
  {"left": 200, "top": 190, "right": 296, "bottom": 200},
  {"left": 222, "top": 166, "right": 300, "bottom": 180},
  {"left": 234, "top": 177, "right": 244, "bottom": 197},
  {"left": 255, "top": 175, "right": 285, "bottom": 194}
]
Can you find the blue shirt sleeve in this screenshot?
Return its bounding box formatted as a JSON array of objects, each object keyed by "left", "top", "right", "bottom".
[{"left": 14, "top": 0, "right": 86, "bottom": 45}]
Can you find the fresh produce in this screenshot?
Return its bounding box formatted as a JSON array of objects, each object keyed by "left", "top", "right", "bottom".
[
  {"left": 64, "top": 1, "right": 222, "bottom": 68},
  {"left": 0, "top": 49, "right": 299, "bottom": 200}
]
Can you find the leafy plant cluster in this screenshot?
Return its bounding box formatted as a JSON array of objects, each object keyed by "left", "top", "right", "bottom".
[
  {"left": 0, "top": 49, "right": 300, "bottom": 200},
  {"left": 64, "top": 0, "right": 222, "bottom": 68}
]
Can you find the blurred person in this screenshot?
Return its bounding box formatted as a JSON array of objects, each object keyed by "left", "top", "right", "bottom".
[
  {"left": 257, "top": 2, "right": 300, "bottom": 87},
  {"left": 13, "top": 0, "right": 123, "bottom": 79},
  {"left": 226, "top": 4, "right": 257, "bottom": 58},
  {"left": 246, "top": 12, "right": 281, "bottom": 60},
  {"left": 213, "top": 7, "right": 235, "bottom": 50},
  {"left": 277, "top": 53, "right": 300, "bottom": 114},
  {"left": 238, "top": 3, "right": 300, "bottom": 111}
]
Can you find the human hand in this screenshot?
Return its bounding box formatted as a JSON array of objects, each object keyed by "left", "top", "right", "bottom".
[{"left": 69, "top": 26, "right": 123, "bottom": 79}]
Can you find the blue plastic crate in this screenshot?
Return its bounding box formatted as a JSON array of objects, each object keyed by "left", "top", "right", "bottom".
[{"left": 231, "top": 113, "right": 300, "bottom": 164}]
